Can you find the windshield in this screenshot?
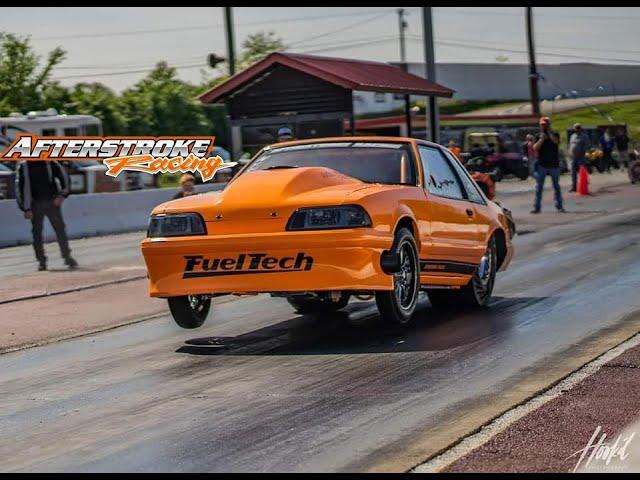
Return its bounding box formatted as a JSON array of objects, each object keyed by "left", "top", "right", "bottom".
[{"left": 245, "top": 142, "right": 417, "bottom": 185}]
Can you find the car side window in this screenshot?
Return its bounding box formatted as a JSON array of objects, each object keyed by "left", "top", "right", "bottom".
[
  {"left": 442, "top": 149, "right": 486, "bottom": 204},
  {"left": 418, "top": 146, "right": 464, "bottom": 200}
]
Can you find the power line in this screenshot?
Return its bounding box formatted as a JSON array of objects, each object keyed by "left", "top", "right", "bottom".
[
  {"left": 285, "top": 11, "right": 393, "bottom": 48},
  {"left": 434, "top": 8, "right": 521, "bottom": 17},
  {"left": 54, "top": 32, "right": 395, "bottom": 73},
  {"left": 43, "top": 8, "right": 400, "bottom": 79},
  {"left": 52, "top": 63, "right": 207, "bottom": 81},
  {"left": 53, "top": 55, "right": 207, "bottom": 71},
  {"left": 431, "top": 35, "right": 640, "bottom": 57},
  {"left": 51, "top": 35, "right": 399, "bottom": 80},
  {"left": 33, "top": 9, "right": 395, "bottom": 41},
  {"left": 434, "top": 7, "right": 640, "bottom": 21},
  {"left": 296, "top": 36, "right": 397, "bottom": 54},
  {"left": 407, "top": 37, "right": 640, "bottom": 65},
  {"left": 287, "top": 35, "right": 396, "bottom": 52}
]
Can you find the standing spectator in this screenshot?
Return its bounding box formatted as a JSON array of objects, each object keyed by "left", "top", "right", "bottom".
[
  {"left": 496, "top": 137, "right": 508, "bottom": 154},
  {"left": 569, "top": 123, "right": 589, "bottom": 192},
  {"left": 616, "top": 131, "right": 630, "bottom": 171},
  {"left": 599, "top": 128, "right": 615, "bottom": 173},
  {"left": 172, "top": 174, "right": 196, "bottom": 199},
  {"left": 447, "top": 139, "right": 462, "bottom": 161},
  {"left": 524, "top": 133, "right": 537, "bottom": 177},
  {"left": 15, "top": 160, "right": 78, "bottom": 271},
  {"left": 276, "top": 127, "right": 294, "bottom": 143},
  {"left": 470, "top": 143, "right": 485, "bottom": 159},
  {"left": 531, "top": 117, "right": 565, "bottom": 214}
]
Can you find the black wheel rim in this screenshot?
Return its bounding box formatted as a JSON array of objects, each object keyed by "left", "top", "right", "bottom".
[
  {"left": 394, "top": 242, "right": 418, "bottom": 311},
  {"left": 473, "top": 243, "right": 495, "bottom": 300},
  {"left": 187, "top": 295, "right": 208, "bottom": 318}
]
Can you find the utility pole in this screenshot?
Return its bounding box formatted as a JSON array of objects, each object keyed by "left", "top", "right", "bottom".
[
  {"left": 421, "top": 7, "right": 438, "bottom": 143},
  {"left": 398, "top": 9, "right": 408, "bottom": 66},
  {"left": 525, "top": 7, "right": 541, "bottom": 116},
  {"left": 224, "top": 6, "right": 236, "bottom": 76},
  {"left": 398, "top": 8, "right": 412, "bottom": 137}
]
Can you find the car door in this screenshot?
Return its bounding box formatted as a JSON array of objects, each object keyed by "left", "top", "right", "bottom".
[
  {"left": 417, "top": 145, "right": 482, "bottom": 270},
  {"left": 442, "top": 147, "right": 493, "bottom": 255}
]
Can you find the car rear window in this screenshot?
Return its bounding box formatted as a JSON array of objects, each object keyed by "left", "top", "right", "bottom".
[{"left": 246, "top": 142, "right": 417, "bottom": 186}]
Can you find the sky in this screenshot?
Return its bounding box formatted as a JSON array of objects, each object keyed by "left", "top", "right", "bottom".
[{"left": 3, "top": 7, "right": 640, "bottom": 91}]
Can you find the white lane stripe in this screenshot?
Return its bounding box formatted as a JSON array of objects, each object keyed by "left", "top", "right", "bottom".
[{"left": 412, "top": 327, "right": 640, "bottom": 473}]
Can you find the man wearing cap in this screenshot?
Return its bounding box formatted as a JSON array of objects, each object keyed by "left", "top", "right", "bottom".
[
  {"left": 532, "top": 116, "right": 565, "bottom": 214},
  {"left": 276, "top": 127, "right": 294, "bottom": 143},
  {"left": 569, "top": 123, "right": 589, "bottom": 192}
]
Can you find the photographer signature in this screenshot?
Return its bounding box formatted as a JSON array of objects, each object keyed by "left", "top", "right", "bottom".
[{"left": 567, "top": 425, "right": 635, "bottom": 472}]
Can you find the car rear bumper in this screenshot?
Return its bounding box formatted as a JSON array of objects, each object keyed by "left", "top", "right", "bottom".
[{"left": 141, "top": 229, "right": 394, "bottom": 297}]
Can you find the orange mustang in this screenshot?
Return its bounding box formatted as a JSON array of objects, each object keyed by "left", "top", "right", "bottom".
[{"left": 141, "top": 137, "right": 514, "bottom": 328}]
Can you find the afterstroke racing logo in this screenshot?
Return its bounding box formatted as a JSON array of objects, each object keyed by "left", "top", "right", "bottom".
[
  {"left": 183, "top": 253, "right": 314, "bottom": 278},
  {"left": 0, "top": 134, "right": 237, "bottom": 182}
]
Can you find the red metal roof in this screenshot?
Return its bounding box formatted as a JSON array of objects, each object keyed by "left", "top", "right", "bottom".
[{"left": 199, "top": 52, "right": 454, "bottom": 104}]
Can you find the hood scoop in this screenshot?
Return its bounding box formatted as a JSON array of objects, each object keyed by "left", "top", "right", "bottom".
[{"left": 215, "top": 166, "right": 363, "bottom": 208}]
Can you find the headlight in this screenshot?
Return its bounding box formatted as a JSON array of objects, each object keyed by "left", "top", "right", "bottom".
[
  {"left": 147, "top": 213, "right": 206, "bottom": 238},
  {"left": 286, "top": 205, "right": 372, "bottom": 231}
]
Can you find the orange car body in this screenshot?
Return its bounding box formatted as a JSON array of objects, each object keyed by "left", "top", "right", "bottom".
[{"left": 141, "top": 137, "right": 513, "bottom": 297}]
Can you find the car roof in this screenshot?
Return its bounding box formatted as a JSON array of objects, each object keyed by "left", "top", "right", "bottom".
[{"left": 263, "top": 136, "right": 443, "bottom": 151}]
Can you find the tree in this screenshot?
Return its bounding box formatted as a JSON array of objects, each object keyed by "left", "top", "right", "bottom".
[
  {"left": 42, "top": 83, "right": 72, "bottom": 112},
  {"left": 119, "top": 62, "right": 212, "bottom": 136},
  {"left": 66, "top": 83, "right": 126, "bottom": 135},
  {"left": 0, "top": 33, "right": 66, "bottom": 115},
  {"left": 238, "top": 31, "right": 284, "bottom": 69}
]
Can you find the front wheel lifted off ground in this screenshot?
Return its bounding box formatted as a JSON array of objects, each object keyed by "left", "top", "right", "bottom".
[
  {"left": 168, "top": 295, "right": 211, "bottom": 329},
  {"left": 375, "top": 228, "right": 420, "bottom": 325}
]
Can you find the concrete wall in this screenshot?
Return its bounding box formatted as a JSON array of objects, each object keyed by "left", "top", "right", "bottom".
[
  {"left": 0, "top": 184, "right": 225, "bottom": 248},
  {"left": 354, "top": 62, "right": 640, "bottom": 113}
]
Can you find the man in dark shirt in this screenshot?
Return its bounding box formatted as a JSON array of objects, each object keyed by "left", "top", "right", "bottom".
[
  {"left": 600, "top": 128, "right": 616, "bottom": 173},
  {"left": 616, "top": 131, "right": 630, "bottom": 170},
  {"left": 16, "top": 160, "right": 78, "bottom": 271},
  {"left": 532, "top": 116, "right": 565, "bottom": 214}
]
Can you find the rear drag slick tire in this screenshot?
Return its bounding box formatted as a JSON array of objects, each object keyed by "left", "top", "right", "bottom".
[{"left": 375, "top": 228, "right": 420, "bottom": 325}]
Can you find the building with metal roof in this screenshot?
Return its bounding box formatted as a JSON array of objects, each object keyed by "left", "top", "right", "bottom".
[{"left": 199, "top": 52, "right": 454, "bottom": 158}]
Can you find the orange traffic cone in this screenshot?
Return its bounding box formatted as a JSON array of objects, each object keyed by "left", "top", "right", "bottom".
[{"left": 577, "top": 165, "right": 590, "bottom": 196}]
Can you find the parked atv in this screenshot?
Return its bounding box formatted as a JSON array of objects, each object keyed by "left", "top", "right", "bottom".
[{"left": 463, "top": 132, "right": 529, "bottom": 181}]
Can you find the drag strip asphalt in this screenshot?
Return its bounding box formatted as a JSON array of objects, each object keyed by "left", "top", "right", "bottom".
[{"left": 1, "top": 199, "right": 639, "bottom": 472}]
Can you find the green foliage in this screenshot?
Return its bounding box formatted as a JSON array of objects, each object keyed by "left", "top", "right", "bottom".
[
  {"left": 550, "top": 100, "right": 640, "bottom": 147},
  {"left": 0, "top": 33, "right": 66, "bottom": 115},
  {"left": 119, "top": 62, "right": 212, "bottom": 136},
  {"left": 238, "top": 31, "right": 284, "bottom": 69},
  {"left": 356, "top": 99, "right": 527, "bottom": 119},
  {"left": 0, "top": 29, "right": 278, "bottom": 149},
  {"left": 157, "top": 173, "right": 182, "bottom": 188},
  {"left": 437, "top": 99, "right": 526, "bottom": 115},
  {"left": 65, "top": 83, "right": 126, "bottom": 135}
]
